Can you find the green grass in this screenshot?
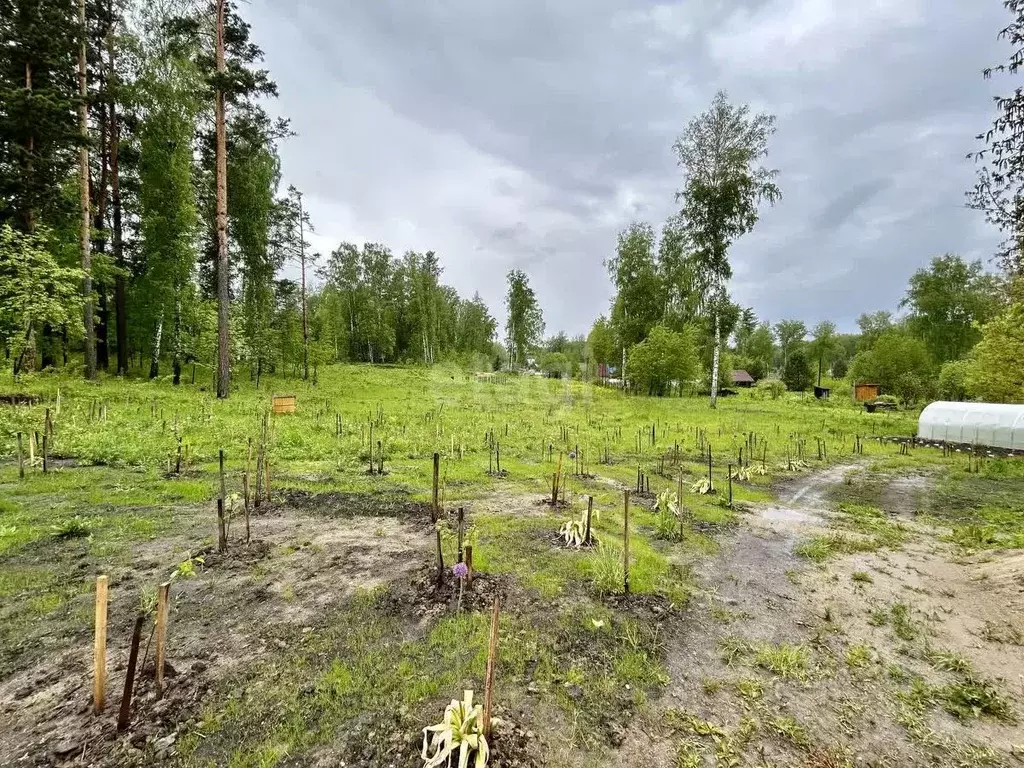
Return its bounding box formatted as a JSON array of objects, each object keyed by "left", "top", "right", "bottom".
[
  {"left": 0, "top": 364, "right": 981, "bottom": 765},
  {"left": 796, "top": 503, "right": 908, "bottom": 562}
]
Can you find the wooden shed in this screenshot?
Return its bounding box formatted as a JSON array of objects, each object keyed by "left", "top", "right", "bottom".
[
  {"left": 731, "top": 370, "right": 755, "bottom": 388},
  {"left": 854, "top": 383, "right": 881, "bottom": 402}
]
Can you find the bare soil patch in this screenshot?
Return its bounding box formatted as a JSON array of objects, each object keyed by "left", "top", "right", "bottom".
[
  {"left": 614, "top": 465, "right": 1023, "bottom": 767},
  {"left": 0, "top": 493, "right": 435, "bottom": 766}
]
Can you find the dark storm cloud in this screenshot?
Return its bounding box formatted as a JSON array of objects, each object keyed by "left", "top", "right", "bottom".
[{"left": 249, "top": 0, "right": 1007, "bottom": 335}]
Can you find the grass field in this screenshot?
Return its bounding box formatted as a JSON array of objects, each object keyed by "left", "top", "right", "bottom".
[{"left": 2, "top": 365, "right": 1022, "bottom": 767}]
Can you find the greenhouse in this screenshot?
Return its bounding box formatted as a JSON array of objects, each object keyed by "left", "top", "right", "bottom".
[{"left": 917, "top": 401, "right": 1024, "bottom": 450}]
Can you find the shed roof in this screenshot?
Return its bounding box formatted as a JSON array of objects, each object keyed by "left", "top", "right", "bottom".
[
  {"left": 918, "top": 401, "right": 1024, "bottom": 450},
  {"left": 732, "top": 370, "right": 755, "bottom": 384}
]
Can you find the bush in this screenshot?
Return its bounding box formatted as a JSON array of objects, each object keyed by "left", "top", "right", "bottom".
[
  {"left": 939, "top": 359, "right": 971, "bottom": 401},
  {"left": 756, "top": 377, "right": 786, "bottom": 400},
  {"left": 628, "top": 325, "right": 699, "bottom": 396}
]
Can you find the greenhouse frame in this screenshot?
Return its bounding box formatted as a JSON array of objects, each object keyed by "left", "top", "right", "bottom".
[{"left": 917, "top": 401, "right": 1024, "bottom": 450}]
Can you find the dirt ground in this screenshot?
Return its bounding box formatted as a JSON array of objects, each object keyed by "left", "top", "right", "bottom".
[
  {"left": 4, "top": 465, "right": 1023, "bottom": 767},
  {"left": 0, "top": 492, "right": 435, "bottom": 766},
  {"left": 616, "top": 464, "right": 1024, "bottom": 767}
]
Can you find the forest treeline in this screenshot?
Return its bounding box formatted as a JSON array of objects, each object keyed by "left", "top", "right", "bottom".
[
  {"left": 0, "top": 0, "right": 508, "bottom": 389},
  {"left": 4, "top": 1, "right": 1024, "bottom": 404}
]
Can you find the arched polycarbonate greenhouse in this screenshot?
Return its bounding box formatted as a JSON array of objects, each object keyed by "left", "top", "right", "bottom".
[{"left": 918, "top": 401, "right": 1024, "bottom": 450}]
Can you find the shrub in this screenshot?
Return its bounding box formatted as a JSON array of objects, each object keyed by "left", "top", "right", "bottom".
[{"left": 756, "top": 377, "right": 786, "bottom": 400}]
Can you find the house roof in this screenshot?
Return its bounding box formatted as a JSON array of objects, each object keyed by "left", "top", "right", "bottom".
[{"left": 732, "top": 370, "right": 755, "bottom": 384}]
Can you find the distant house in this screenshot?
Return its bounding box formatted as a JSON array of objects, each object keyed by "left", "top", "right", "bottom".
[{"left": 731, "top": 370, "right": 755, "bottom": 388}]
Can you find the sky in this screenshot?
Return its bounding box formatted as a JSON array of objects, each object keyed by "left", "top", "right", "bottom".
[{"left": 247, "top": 0, "right": 1008, "bottom": 337}]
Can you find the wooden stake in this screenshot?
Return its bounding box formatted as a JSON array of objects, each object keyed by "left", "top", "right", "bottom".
[
  {"left": 93, "top": 575, "right": 109, "bottom": 714},
  {"left": 217, "top": 498, "right": 227, "bottom": 553},
  {"left": 678, "top": 473, "right": 684, "bottom": 539},
  {"left": 265, "top": 454, "right": 271, "bottom": 503},
  {"left": 17, "top": 432, "right": 24, "bottom": 480},
  {"left": 483, "top": 597, "right": 500, "bottom": 738},
  {"left": 155, "top": 582, "right": 170, "bottom": 698},
  {"left": 435, "top": 528, "right": 445, "bottom": 588},
  {"left": 117, "top": 615, "right": 145, "bottom": 731},
  {"left": 41, "top": 433, "right": 47, "bottom": 473},
  {"left": 432, "top": 453, "right": 440, "bottom": 522},
  {"left": 219, "top": 448, "right": 226, "bottom": 504},
  {"left": 623, "top": 490, "right": 631, "bottom": 596},
  {"left": 728, "top": 464, "right": 733, "bottom": 507},
  {"left": 585, "top": 495, "right": 593, "bottom": 545},
  {"left": 457, "top": 507, "right": 465, "bottom": 563}
]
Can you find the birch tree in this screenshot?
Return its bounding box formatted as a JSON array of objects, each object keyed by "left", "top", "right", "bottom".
[{"left": 673, "top": 91, "right": 780, "bottom": 408}]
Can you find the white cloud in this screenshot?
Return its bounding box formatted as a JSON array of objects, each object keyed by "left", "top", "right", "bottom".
[{"left": 709, "top": 0, "right": 925, "bottom": 73}]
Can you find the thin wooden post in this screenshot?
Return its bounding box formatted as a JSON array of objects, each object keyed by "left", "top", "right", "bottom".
[
  {"left": 623, "top": 490, "right": 631, "bottom": 596},
  {"left": 435, "top": 528, "right": 445, "bottom": 588},
  {"left": 585, "top": 496, "right": 593, "bottom": 545},
  {"left": 41, "top": 433, "right": 47, "bottom": 473},
  {"left": 728, "top": 464, "right": 733, "bottom": 507},
  {"left": 117, "top": 615, "right": 145, "bottom": 731},
  {"left": 457, "top": 507, "right": 465, "bottom": 563},
  {"left": 219, "top": 449, "right": 226, "bottom": 504},
  {"left": 432, "top": 452, "right": 440, "bottom": 522},
  {"left": 244, "top": 439, "right": 252, "bottom": 542},
  {"left": 369, "top": 422, "right": 374, "bottom": 474},
  {"left": 678, "top": 473, "right": 685, "bottom": 539},
  {"left": 155, "top": 582, "right": 170, "bottom": 698},
  {"left": 217, "top": 498, "right": 227, "bottom": 553},
  {"left": 377, "top": 440, "right": 383, "bottom": 474},
  {"left": 265, "top": 454, "right": 271, "bottom": 503},
  {"left": 93, "top": 575, "right": 109, "bottom": 714},
  {"left": 483, "top": 597, "right": 500, "bottom": 738},
  {"left": 17, "top": 432, "right": 24, "bottom": 480}
]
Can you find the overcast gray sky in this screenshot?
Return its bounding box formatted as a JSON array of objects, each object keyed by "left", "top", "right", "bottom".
[{"left": 249, "top": 0, "right": 1006, "bottom": 337}]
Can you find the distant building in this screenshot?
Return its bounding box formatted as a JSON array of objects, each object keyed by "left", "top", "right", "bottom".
[
  {"left": 731, "top": 370, "right": 755, "bottom": 388},
  {"left": 854, "top": 383, "right": 881, "bottom": 402}
]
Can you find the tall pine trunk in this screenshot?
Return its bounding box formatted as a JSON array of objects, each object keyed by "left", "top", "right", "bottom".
[
  {"left": 109, "top": 16, "right": 127, "bottom": 376},
  {"left": 93, "top": 76, "right": 110, "bottom": 371},
  {"left": 79, "top": 0, "right": 96, "bottom": 380},
  {"left": 214, "top": 0, "right": 230, "bottom": 398}
]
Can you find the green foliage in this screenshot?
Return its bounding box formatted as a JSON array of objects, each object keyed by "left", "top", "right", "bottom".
[
  {"left": 901, "top": 254, "right": 1000, "bottom": 363},
  {"left": 49, "top": 516, "right": 92, "bottom": 540},
  {"left": 773, "top": 319, "right": 806, "bottom": 370},
  {"left": 0, "top": 225, "right": 83, "bottom": 374},
  {"left": 608, "top": 222, "right": 664, "bottom": 352},
  {"left": 539, "top": 351, "right": 571, "bottom": 379},
  {"left": 505, "top": 270, "right": 544, "bottom": 370},
  {"left": 966, "top": 300, "right": 1024, "bottom": 403},
  {"left": 627, "top": 325, "right": 699, "bottom": 396},
  {"left": 938, "top": 359, "right": 971, "bottom": 401},
  {"left": 848, "top": 330, "right": 934, "bottom": 396},
  {"left": 782, "top": 347, "right": 812, "bottom": 392},
  {"left": 856, "top": 311, "right": 893, "bottom": 351},
  {"left": 586, "top": 315, "right": 615, "bottom": 371},
  {"left": 755, "top": 377, "right": 786, "bottom": 400}
]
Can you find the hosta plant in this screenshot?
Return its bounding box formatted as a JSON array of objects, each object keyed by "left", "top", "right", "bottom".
[
  {"left": 421, "top": 690, "right": 490, "bottom": 768},
  {"left": 559, "top": 507, "right": 595, "bottom": 547},
  {"left": 690, "top": 477, "right": 714, "bottom": 495},
  {"left": 730, "top": 466, "right": 751, "bottom": 482}
]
